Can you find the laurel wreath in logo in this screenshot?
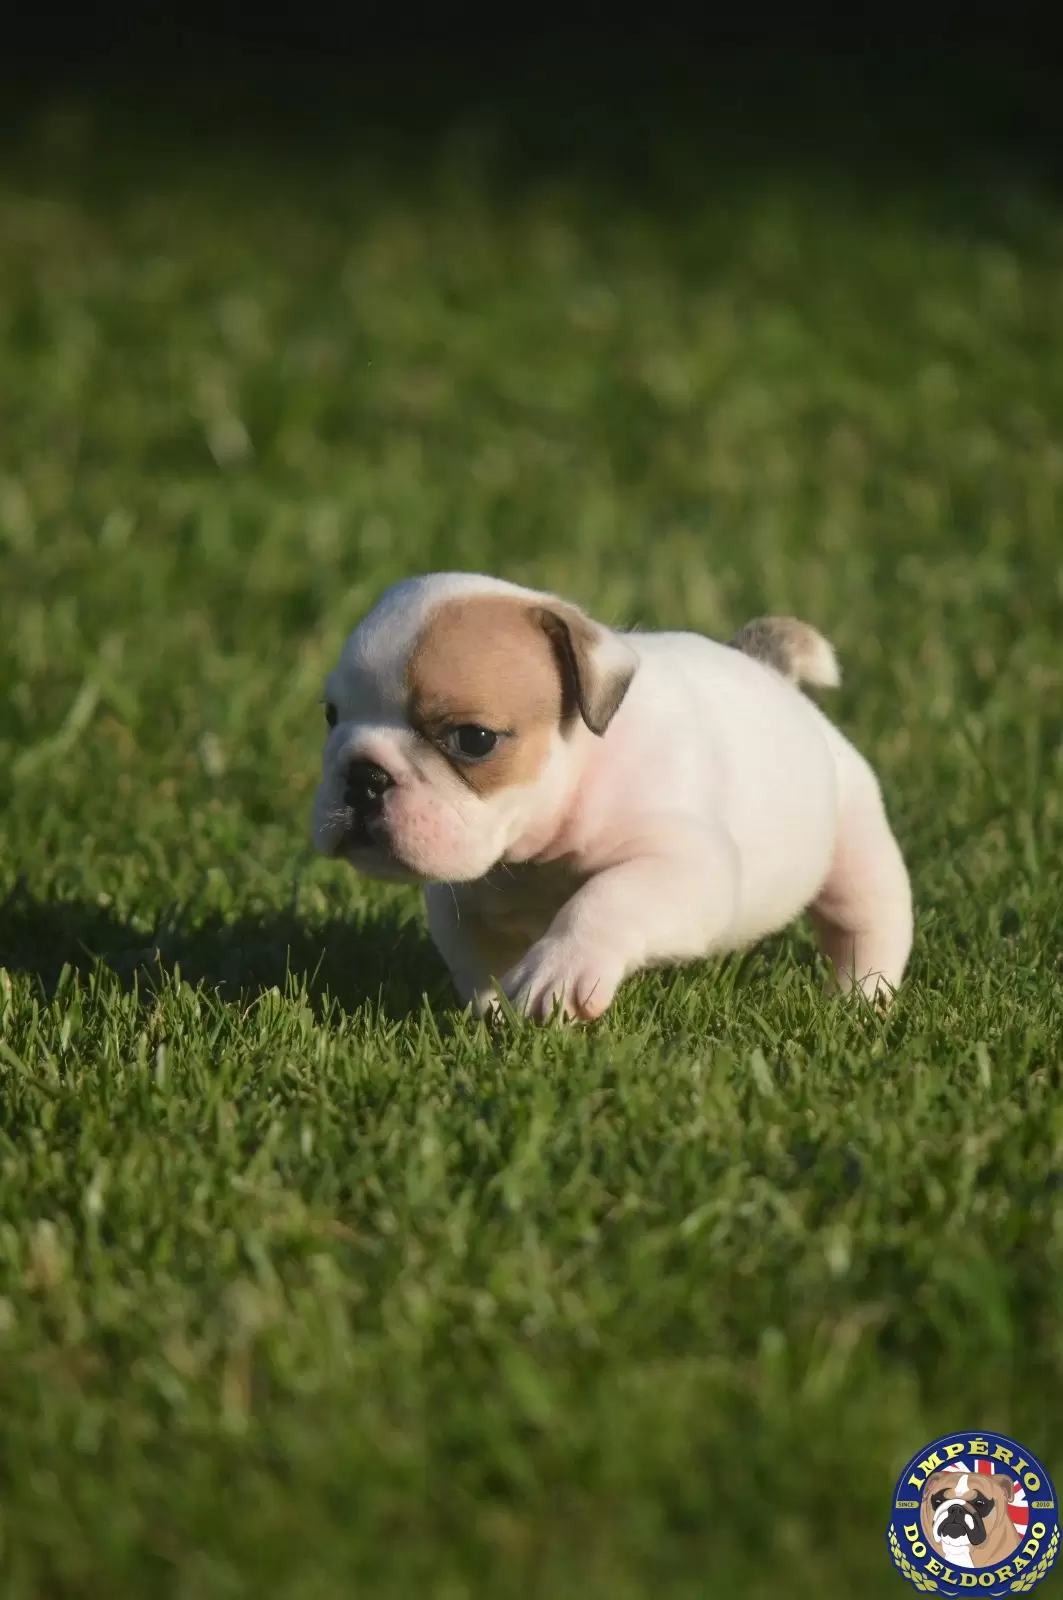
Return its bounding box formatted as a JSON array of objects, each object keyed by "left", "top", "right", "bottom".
[
  {"left": 889, "top": 1519, "right": 1060, "bottom": 1595},
  {"left": 888, "top": 1526, "right": 940, "bottom": 1592},
  {"left": 1009, "top": 1525, "right": 1060, "bottom": 1593}
]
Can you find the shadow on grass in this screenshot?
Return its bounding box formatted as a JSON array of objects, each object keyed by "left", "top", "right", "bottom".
[{"left": 0, "top": 881, "right": 446, "bottom": 1020}]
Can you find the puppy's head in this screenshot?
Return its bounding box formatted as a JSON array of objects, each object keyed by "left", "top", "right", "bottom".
[
  {"left": 312, "top": 574, "right": 637, "bottom": 883},
  {"left": 920, "top": 1470, "right": 1016, "bottom": 1555}
]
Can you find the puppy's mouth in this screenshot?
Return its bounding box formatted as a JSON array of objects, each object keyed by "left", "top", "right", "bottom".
[
  {"left": 933, "top": 1503, "right": 987, "bottom": 1546},
  {"left": 340, "top": 814, "right": 380, "bottom": 853},
  {"left": 335, "top": 816, "right": 422, "bottom": 882}
]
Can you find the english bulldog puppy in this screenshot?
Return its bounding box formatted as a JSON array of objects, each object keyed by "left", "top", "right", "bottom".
[
  {"left": 920, "top": 1470, "right": 1022, "bottom": 1569},
  {"left": 312, "top": 573, "right": 912, "bottom": 1021}
]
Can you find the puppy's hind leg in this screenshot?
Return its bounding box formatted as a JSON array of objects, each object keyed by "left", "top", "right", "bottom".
[{"left": 811, "top": 749, "right": 913, "bottom": 1002}]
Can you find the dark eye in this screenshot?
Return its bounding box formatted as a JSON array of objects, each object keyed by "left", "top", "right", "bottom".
[
  {"left": 445, "top": 724, "right": 498, "bottom": 761},
  {"left": 931, "top": 1491, "right": 946, "bottom": 1509},
  {"left": 973, "top": 1493, "right": 993, "bottom": 1515},
  {"left": 325, "top": 703, "right": 338, "bottom": 728}
]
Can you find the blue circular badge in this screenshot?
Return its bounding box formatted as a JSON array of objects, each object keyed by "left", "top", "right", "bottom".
[{"left": 889, "top": 1431, "right": 1059, "bottom": 1595}]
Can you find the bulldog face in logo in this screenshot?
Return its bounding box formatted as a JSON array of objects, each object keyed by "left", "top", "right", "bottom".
[{"left": 920, "top": 1470, "right": 1022, "bottom": 1569}]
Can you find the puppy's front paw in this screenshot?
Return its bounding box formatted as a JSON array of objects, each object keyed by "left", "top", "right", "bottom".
[{"left": 499, "top": 935, "right": 625, "bottom": 1024}]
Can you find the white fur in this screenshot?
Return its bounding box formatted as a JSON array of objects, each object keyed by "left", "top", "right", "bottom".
[
  {"left": 794, "top": 630, "right": 841, "bottom": 688},
  {"left": 313, "top": 573, "right": 913, "bottom": 1021}
]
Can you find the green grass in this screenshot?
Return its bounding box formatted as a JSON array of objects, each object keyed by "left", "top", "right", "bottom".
[{"left": 2, "top": 68, "right": 1063, "bottom": 1598}]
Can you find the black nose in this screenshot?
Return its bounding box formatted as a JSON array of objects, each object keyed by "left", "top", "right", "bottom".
[
  {"left": 938, "top": 1503, "right": 986, "bottom": 1545},
  {"left": 344, "top": 758, "right": 394, "bottom": 817}
]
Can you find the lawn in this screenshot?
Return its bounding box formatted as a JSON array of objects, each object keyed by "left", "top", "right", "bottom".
[{"left": 1, "top": 56, "right": 1062, "bottom": 1598}]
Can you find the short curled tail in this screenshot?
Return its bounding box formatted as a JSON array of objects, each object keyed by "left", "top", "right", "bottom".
[{"left": 728, "top": 616, "right": 840, "bottom": 688}]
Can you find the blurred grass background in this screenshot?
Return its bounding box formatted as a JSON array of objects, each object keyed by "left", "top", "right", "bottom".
[{"left": 1, "top": 38, "right": 1062, "bottom": 1598}]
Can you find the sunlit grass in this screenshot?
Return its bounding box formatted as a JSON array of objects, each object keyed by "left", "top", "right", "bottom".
[{"left": 1, "top": 79, "right": 1062, "bottom": 1598}]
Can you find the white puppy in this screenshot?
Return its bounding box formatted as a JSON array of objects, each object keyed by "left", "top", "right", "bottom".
[{"left": 312, "top": 573, "right": 912, "bottom": 1021}]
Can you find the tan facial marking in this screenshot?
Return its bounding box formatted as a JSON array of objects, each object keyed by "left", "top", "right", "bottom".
[{"left": 405, "top": 597, "right": 566, "bottom": 796}]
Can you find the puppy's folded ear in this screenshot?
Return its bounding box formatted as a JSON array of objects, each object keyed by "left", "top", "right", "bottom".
[
  {"left": 535, "top": 603, "right": 638, "bottom": 736},
  {"left": 990, "top": 1475, "right": 1016, "bottom": 1503}
]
